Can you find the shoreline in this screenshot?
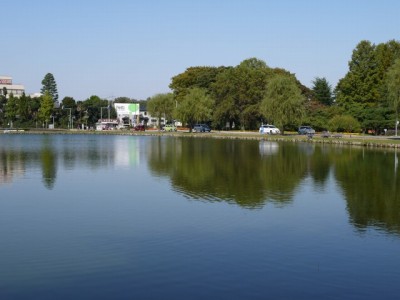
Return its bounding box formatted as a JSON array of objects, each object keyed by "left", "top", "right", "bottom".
[{"left": 2, "top": 128, "right": 400, "bottom": 149}]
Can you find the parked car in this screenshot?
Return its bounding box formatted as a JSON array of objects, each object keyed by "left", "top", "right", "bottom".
[
  {"left": 298, "top": 126, "right": 315, "bottom": 135},
  {"left": 259, "top": 124, "right": 280, "bottom": 135},
  {"left": 164, "top": 124, "right": 177, "bottom": 132},
  {"left": 192, "top": 124, "right": 211, "bottom": 133},
  {"left": 134, "top": 124, "right": 145, "bottom": 131}
]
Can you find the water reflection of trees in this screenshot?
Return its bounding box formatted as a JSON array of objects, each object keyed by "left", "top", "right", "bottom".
[
  {"left": 147, "top": 137, "right": 400, "bottom": 234},
  {"left": 333, "top": 148, "right": 400, "bottom": 234},
  {"left": 0, "top": 135, "right": 116, "bottom": 189},
  {"left": 147, "top": 137, "right": 308, "bottom": 208},
  {"left": 1, "top": 135, "right": 399, "bottom": 234}
]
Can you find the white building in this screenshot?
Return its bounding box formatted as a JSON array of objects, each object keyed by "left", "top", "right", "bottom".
[
  {"left": 0, "top": 76, "right": 25, "bottom": 98},
  {"left": 113, "top": 102, "right": 167, "bottom": 129}
]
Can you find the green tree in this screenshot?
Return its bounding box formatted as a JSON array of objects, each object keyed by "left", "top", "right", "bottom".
[
  {"left": 114, "top": 97, "right": 134, "bottom": 103},
  {"left": 335, "top": 41, "right": 380, "bottom": 109},
  {"left": 175, "top": 87, "right": 214, "bottom": 131},
  {"left": 328, "top": 115, "right": 361, "bottom": 133},
  {"left": 60, "top": 97, "right": 77, "bottom": 128},
  {"left": 212, "top": 58, "right": 271, "bottom": 130},
  {"left": 260, "top": 74, "right": 305, "bottom": 133},
  {"left": 386, "top": 59, "right": 400, "bottom": 127},
  {"left": 147, "top": 93, "right": 175, "bottom": 128},
  {"left": 38, "top": 92, "right": 54, "bottom": 127},
  {"left": 81, "top": 95, "right": 112, "bottom": 127},
  {"left": 312, "top": 77, "right": 333, "bottom": 105},
  {"left": 0, "top": 92, "right": 6, "bottom": 126},
  {"left": 334, "top": 40, "right": 400, "bottom": 131},
  {"left": 170, "top": 66, "right": 228, "bottom": 102},
  {"left": 5, "top": 93, "right": 17, "bottom": 127},
  {"left": 302, "top": 100, "right": 336, "bottom": 131},
  {"left": 41, "top": 73, "right": 59, "bottom": 103},
  {"left": 17, "top": 93, "right": 32, "bottom": 124}
]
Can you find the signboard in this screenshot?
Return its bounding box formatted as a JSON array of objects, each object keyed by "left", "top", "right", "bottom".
[
  {"left": 114, "top": 103, "right": 140, "bottom": 115},
  {"left": 0, "top": 79, "right": 12, "bottom": 85}
]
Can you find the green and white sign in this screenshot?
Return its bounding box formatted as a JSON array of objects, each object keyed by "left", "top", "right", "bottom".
[{"left": 114, "top": 103, "right": 140, "bottom": 115}]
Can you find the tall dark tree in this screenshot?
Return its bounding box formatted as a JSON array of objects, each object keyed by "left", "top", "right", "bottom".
[
  {"left": 386, "top": 59, "right": 400, "bottom": 128},
  {"left": 41, "top": 73, "right": 59, "bottom": 103},
  {"left": 17, "top": 93, "right": 31, "bottom": 122},
  {"left": 312, "top": 77, "right": 333, "bottom": 105},
  {"left": 335, "top": 40, "right": 380, "bottom": 112},
  {"left": 335, "top": 40, "right": 400, "bottom": 132}
]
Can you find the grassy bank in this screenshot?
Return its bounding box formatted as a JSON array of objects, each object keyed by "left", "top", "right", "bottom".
[{"left": 2, "top": 128, "right": 400, "bottom": 148}]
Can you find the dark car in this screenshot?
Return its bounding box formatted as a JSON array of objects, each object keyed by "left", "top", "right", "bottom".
[
  {"left": 298, "top": 126, "right": 315, "bottom": 135},
  {"left": 134, "top": 124, "right": 145, "bottom": 131},
  {"left": 192, "top": 124, "right": 211, "bottom": 133}
]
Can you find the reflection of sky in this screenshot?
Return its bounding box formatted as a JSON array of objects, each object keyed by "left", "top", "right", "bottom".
[{"left": 114, "top": 137, "right": 140, "bottom": 168}]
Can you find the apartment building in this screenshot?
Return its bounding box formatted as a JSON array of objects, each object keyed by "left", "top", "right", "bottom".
[{"left": 0, "top": 76, "right": 25, "bottom": 98}]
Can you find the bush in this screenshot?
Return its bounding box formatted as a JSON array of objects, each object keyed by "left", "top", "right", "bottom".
[{"left": 328, "top": 115, "right": 361, "bottom": 133}]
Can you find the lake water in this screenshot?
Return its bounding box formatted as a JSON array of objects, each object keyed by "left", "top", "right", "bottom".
[{"left": 0, "top": 134, "right": 399, "bottom": 299}]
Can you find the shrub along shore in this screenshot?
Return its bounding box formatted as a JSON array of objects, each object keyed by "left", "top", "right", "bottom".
[{"left": 2, "top": 128, "right": 400, "bottom": 149}]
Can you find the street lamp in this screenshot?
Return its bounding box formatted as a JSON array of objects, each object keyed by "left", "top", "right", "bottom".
[
  {"left": 62, "top": 106, "right": 72, "bottom": 129},
  {"left": 101, "top": 106, "right": 108, "bottom": 120}
]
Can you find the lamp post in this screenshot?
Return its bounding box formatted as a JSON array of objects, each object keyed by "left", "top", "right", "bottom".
[
  {"left": 63, "top": 106, "right": 72, "bottom": 129},
  {"left": 396, "top": 120, "right": 399, "bottom": 137},
  {"left": 101, "top": 106, "right": 108, "bottom": 120}
]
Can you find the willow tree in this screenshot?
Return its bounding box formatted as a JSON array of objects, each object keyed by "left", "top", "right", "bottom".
[
  {"left": 147, "top": 93, "right": 175, "bottom": 128},
  {"left": 260, "top": 74, "right": 305, "bottom": 134},
  {"left": 175, "top": 87, "right": 214, "bottom": 131}
]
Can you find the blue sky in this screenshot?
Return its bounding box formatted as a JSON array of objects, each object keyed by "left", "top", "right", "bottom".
[{"left": 3, "top": 0, "right": 399, "bottom": 100}]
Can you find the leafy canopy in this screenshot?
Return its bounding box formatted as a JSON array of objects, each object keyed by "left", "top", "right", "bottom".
[
  {"left": 175, "top": 87, "right": 214, "bottom": 130},
  {"left": 38, "top": 92, "right": 54, "bottom": 123},
  {"left": 147, "top": 93, "right": 175, "bottom": 126},
  {"left": 386, "top": 59, "right": 400, "bottom": 118},
  {"left": 260, "top": 74, "right": 305, "bottom": 133}
]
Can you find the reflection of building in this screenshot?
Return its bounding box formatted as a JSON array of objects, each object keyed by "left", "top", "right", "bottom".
[
  {"left": 0, "top": 76, "right": 25, "bottom": 98},
  {"left": 114, "top": 138, "right": 140, "bottom": 167}
]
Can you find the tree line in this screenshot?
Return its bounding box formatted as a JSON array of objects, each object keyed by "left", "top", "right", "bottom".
[
  {"left": 148, "top": 39, "right": 400, "bottom": 134},
  {"left": 0, "top": 73, "right": 135, "bottom": 129},
  {"left": 1, "top": 39, "right": 400, "bottom": 133}
]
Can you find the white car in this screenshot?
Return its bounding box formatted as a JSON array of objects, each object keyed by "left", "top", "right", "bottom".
[{"left": 259, "top": 124, "right": 280, "bottom": 135}]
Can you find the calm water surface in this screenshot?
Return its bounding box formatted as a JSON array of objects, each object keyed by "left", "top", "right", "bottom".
[{"left": 0, "top": 134, "right": 399, "bottom": 299}]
